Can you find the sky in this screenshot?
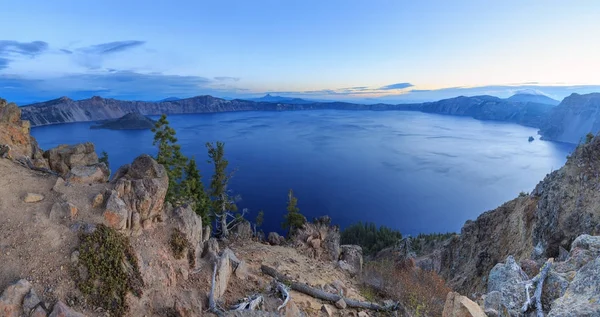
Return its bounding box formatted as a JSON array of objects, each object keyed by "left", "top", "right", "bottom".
[{"left": 1, "top": 0, "right": 600, "bottom": 105}]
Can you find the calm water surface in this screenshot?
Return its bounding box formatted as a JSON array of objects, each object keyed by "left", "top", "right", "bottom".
[{"left": 32, "top": 110, "right": 574, "bottom": 235}]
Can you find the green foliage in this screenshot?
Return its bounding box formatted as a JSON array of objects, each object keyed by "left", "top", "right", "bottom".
[
  {"left": 340, "top": 222, "right": 402, "bottom": 256},
  {"left": 169, "top": 228, "right": 195, "bottom": 268},
  {"left": 152, "top": 114, "right": 188, "bottom": 202},
  {"left": 77, "top": 225, "right": 144, "bottom": 317},
  {"left": 586, "top": 132, "right": 595, "bottom": 144},
  {"left": 207, "top": 141, "right": 238, "bottom": 237},
  {"left": 519, "top": 191, "right": 528, "bottom": 197},
  {"left": 411, "top": 232, "right": 455, "bottom": 255},
  {"left": 99, "top": 150, "right": 110, "bottom": 169},
  {"left": 256, "top": 210, "right": 264, "bottom": 227},
  {"left": 180, "top": 157, "right": 211, "bottom": 223},
  {"left": 282, "top": 189, "right": 306, "bottom": 235}
]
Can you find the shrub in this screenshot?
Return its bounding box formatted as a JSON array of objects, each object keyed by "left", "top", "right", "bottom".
[
  {"left": 362, "top": 259, "right": 450, "bottom": 317},
  {"left": 340, "top": 222, "right": 402, "bottom": 256},
  {"left": 76, "top": 225, "right": 144, "bottom": 317},
  {"left": 169, "top": 228, "right": 196, "bottom": 268}
]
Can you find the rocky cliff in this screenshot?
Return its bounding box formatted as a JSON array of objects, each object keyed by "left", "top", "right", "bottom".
[
  {"left": 20, "top": 94, "right": 555, "bottom": 128},
  {"left": 20, "top": 95, "right": 415, "bottom": 127},
  {"left": 420, "top": 95, "right": 553, "bottom": 128},
  {"left": 436, "top": 133, "right": 600, "bottom": 296},
  {"left": 539, "top": 93, "right": 600, "bottom": 144}
]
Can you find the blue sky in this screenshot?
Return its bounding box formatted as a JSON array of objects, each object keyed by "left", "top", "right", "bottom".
[{"left": 1, "top": 0, "right": 599, "bottom": 104}]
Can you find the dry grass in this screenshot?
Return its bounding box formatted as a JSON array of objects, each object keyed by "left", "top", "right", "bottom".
[{"left": 362, "top": 259, "right": 450, "bottom": 317}]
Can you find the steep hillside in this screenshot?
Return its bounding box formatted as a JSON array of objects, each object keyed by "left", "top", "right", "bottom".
[
  {"left": 420, "top": 95, "right": 553, "bottom": 127},
  {"left": 21, "top": 94, "right": 557, "bottom": 128},
  {"left": 539, "top": 93, "right": 600, "bottom": 144},
  {"left": 436, "top": 134, "right": 600, "bottom": 295}
]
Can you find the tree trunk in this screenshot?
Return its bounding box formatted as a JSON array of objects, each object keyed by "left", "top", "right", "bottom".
[{"left": 260, "top": 265, "right": 399, "bottom": 311}]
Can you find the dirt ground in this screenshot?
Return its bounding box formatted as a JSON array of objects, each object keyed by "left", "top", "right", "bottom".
[{"left": 0, "top": 157, "right": 374, "bottom": 316}]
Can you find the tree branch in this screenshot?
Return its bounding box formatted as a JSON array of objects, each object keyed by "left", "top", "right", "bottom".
[{"left": 521, "top": 258, "right": 554, "bottom": 316}]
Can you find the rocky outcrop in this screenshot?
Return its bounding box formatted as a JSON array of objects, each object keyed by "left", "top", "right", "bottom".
[
  {"left": 44, "top": 143, "right": 108, "bottom": 183},
  {"left": 291, "top": 216, "right": 341, "bottom": 262},
  {"left": 0, "top": 279, "right": 85, "bottom": 317},
  {"left": 338, "top": 245, "right": 363, "bottom": 275},
  {"left": 267, "top": 232, "right": 284, "bottom": 246},
  {"left": 442, "top": 292, "right": 486, "bottom": 317},
  {"left": 170, "top": 204, "right": 203, "bottom": 266},
  {"left": 0, "top": 98, "right": 47, "bottom": 167},
  {"left": 539, "top": 93, "right": 600, "bottom": 144},
  {"left": 104, "top": 154, "right": 168, "bottom": 233},
  {"left": 477, "top": 234, "right": 600, "bottom": 316},
  {"left": 439, "top": 135, "right": 600, "bottom": 295}
]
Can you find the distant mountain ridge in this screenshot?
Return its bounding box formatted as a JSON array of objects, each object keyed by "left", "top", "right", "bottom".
[
  {"left": 506, "top": 92, "right": 560, "bottom": 106},
  {"left": 538, "top": 93, "right": 600, "bottom": 144},
  {"left": 19, "top": 94, "right": 553, "bottom": 129}
]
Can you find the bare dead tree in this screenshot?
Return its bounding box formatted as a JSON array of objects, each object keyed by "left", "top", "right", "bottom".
[
  {"left": 261, "top": 265, "right": 399, "bottom": 312},
  {"left": 521, "top": 258, "right": 554, "bottom": 316}
]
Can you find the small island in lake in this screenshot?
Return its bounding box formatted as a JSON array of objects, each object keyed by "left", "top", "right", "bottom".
[
  {"left": 528, "top": 136, "right": 535, "bottom": 142},
  {"left": 90, "top": 113, "right": 156, "bottom": 130}
]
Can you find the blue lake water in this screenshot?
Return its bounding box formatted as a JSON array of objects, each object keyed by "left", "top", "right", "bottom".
[{"left": 31, "top": 110, "right": 575, "bottom": 236}]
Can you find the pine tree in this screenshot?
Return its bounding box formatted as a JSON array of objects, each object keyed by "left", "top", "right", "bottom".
[
  {"left": 99, "top": 150, "right": 110, "bottom": 169},
  {"left": 282, "top": 189, "right": 305, "bottom": 236},
  {"left": 180, "top": 157, "right": 211, "bottom": 223},
  {"left": 206, "top": 141, "right": 239, "bottom": 238},
  {"left": 152, "top": 114, "right": 187, "bottom": 203}
]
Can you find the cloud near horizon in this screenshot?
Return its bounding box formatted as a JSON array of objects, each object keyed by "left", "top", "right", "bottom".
[{"left": 379, "top": 83, "right": 414, "bottom": 90}]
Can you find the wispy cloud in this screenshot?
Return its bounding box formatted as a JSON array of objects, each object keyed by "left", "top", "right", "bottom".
[
  {"left": 0, "top": 58, "right": 9, "bottom": 70},
  {"left": 0, "top": 40, "right": 49, "bottom": 69},
  {"left": 0, "top": 40, "right": 49, "bottom": 56},
  {"left": 379, "top": 82, "right": 414, "bottom": 90},
  {"left": 214, "top": 76, "right": 240, "bottom": 82},
  {"left": 80, "top": 40, "right": 146, "bottom": 55}
]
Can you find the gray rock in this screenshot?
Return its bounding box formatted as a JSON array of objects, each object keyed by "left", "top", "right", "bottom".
[
  {"left": 541, "top": 270, "right": 570, "bottom": 312},
  {"left": 486, "top": 256, "right": 527, "bottom": 316},
  {"left": 549, "top": 256, "right": 600, "bottom": 317},
  {"left": 103, "top": 190, "right": 128, "bottom": 230},
  {"left": 571, "top": 234, "right": 600, "bottom": 253},
  {"left": 234, "top": 220, "right": 253, "bottom": 240},
  {"left": 0, "top": 279, "right": 32, "bottom": 317},
  {"left": 48, "top": 301, "right": 85, "bottom": 317},
  {"left": 335, "top": 298, "right": 347, "bottom": 309},
  {"left": 339, "top": 245, "right": 363, "bottom": 275},
  {"left": 44, "top": 142, "right": 99, "bottom": 176},
  {"left": 171, "top": 204, "right": 202, "bottom": 266},
  {"left": 202, "top": 237, "right": 220, "bottom": 261},
  {"left": 23, "top": 288, "right": 43, "bottom": 315},
  {"left": 66, "top": 163, "right": 109, "bottom": 184},
  {"left": 268, "top": 232, "right": 284, "bottom": 245}
]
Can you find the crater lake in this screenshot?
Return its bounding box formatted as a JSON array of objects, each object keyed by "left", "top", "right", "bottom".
[{"left": 31, "top": 110, "right": 574, "bottom": 236}]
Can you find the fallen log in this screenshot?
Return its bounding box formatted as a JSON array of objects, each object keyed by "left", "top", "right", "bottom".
[{"left": 260, "top": 265, "right": 398, "bottom": 311}]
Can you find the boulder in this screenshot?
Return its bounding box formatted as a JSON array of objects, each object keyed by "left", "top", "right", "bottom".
[
  {"left": 0, "top": 279, "right": 32, "bottom": 317},
  {"left": 48, "top": 301, "right": 86, "bottom": 317},
  {"left": 320, "top": 304, "right": 333, "bottom": 317},
  {"left": 50, "top": 201, "right": 79, "bottom": 222},
  {"left": 442, "top": 292, "right": 487, "bottom": 317},
  {"left": 66, "top": 163, "right": 109, "bottom": 184},
  {"left": 214, "top": 248, "right": 241, "bottom": 299},
  {"left": 171, "top": 205, "right": 202, "bottom": 266},
  {"left": 485, "top": 256, "right": 527, "bottom": 315},
  {"left": 23, "top": 288, "right": 44, "bottom": 316},
  {"left": 339, "top": 245, "right": 363, "bottom": 275},
  {"left": 554, "top": 234, "right": 600, "bottom": 273},
  {"left": 335, "top": 298, "right": 347, "bottom": 309},
  {"left": 290, "top": 216, "right": 340, "bottom": 261},
  {"left": 103, "top": 190, "right": 129, "bottom": 230},
  {"left": 52, "top": 178, "right": 66, "bottom": 193},
  {"left": 549, "top": 256, "right": 600, "bottom": 317},
  {"left": 109, "top": 155, "right": 168, "bottom": 232},
  {"left": 23, "top": 193, "right": 44, "bottom": 203},
  {"left": 44, "top": 143, "right": 99, "bottom": 176},
  {"left": 202, "top": 237, "right": 220, "bottom": 262},
  {"left": 268, "top": 232, "right": 284, "bottom": 245},
  {"left": 203, "top": 225, "right": 211, "bottom": 243},
  {"left": 541, "top": 270, "right": 570, "bottom": 311},
  {"left": 233, "top": 220, "right": 253, "bottom": 240}
]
